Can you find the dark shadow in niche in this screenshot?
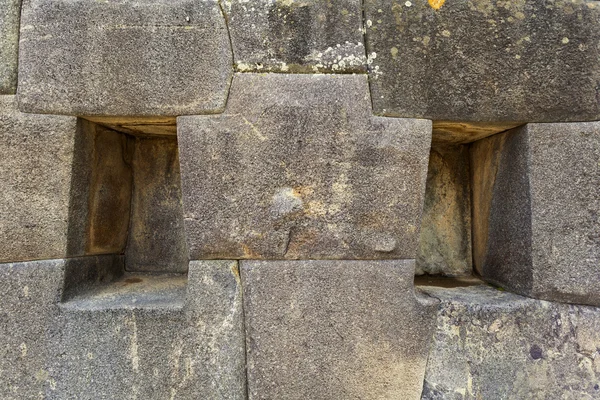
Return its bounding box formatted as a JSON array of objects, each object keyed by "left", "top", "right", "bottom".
[{"left": 61, "top": 118, "right": 188, "bottom": 310}]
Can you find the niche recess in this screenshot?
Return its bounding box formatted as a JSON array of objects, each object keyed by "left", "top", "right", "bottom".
[
  {"left": 61, "top": 118, "right": 188, "bottom": 310},
  {"left": 415, "top": 121, "right": 522, "bottom": 280}
]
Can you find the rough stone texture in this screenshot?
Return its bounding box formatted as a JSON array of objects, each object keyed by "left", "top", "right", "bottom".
[
  {"left": 242, "top": 259, "right": 438, "bottom": 400},
  {"left": 18, "top": 0, "right": 232, "bottom": 116},
  {"left": 55, "top": 260, "right": 245, "bottom": 399},
  {"left": 420, "top": 282, "right": 600, "bottom": 400},
  {"left": 178, "top": 73, "right": 432, "bottom": 260},
  {"left": 0, "top": 96, "right": 79, "bottom": 262},
  {"left": 365, "top": 0, "right": 600, "bottom": 122},
  {"left": 125, "top": 136, "right": 188, "bottom": 273},
  {"left": 0, "top": 259, "right": 63, "bottom": 399},
  {"left": 0, "top": 0, "right": 21, "bottom": 94},
  {"left": 0, "top": 258, "right": 245, "bottom": 399},
  {"left": 417, "top": 145, "right": 472, "bottom": 276},
  {"left": 224, "top": 0, "right": 366, "bottom": 73},
  {"left": 471, "top": 122, "right": 600, "bottom": 306}
]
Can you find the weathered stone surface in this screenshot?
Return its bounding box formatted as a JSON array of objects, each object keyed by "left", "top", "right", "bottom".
[
  {"left": 0, "top": 0, "right": 20, "bottom": 94},
  {"left": 365, "top": 0, "right": 600, "bottom": 122},
  {"left": 0, "top": 259, "right": 63, "bottom": 399},
  {"left": 0, "top": 96, "right": 79, "bottom": 262},
  {"left": 0, "top": 258, "right": 245, "bottom": 399},
  {"left": 417, "top": 145, "right": 472, "bottom": 276},
  {"left": 224, "top": 0, "right": 366, "bottom": 73},
  {"left": 178, "top": 73, "right": 432, "bottom": 260},
  {"left": 125, "top": 136, "right": 188, "bottom": 273},
  {"left": 55, "top": 260, "right": 245, "bottom": 399},
  {"left": 242, "top": 259, "right": 438, "bottom": 400},
  {"left": 420, "top": 282, "right": 600, "bottom": 399},
  {"left": 18, "top": 0, "right": 232, "bottom": 116},
  {"left": 471, "top": 122, "right": 600, "bottom": 306}
]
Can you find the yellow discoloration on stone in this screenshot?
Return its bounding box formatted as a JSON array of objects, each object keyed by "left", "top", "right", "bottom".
[
  {"left": 230, "top": 263, "right": 241, "bottom": 282},
  {"left": 242, "top": 244, "right": 261, "bottom": 258},
  {"left": 429, "top": 0, "right": 446, "bottom": 10}
]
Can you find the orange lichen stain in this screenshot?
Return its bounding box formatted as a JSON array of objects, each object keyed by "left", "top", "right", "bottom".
[
  {"left": 241, "top": 244, "right": 261, "bottom": 259},
  {"left": 428, "top": 0, "right": 446, "bottom": 10},
  {"left": 230, "top": 264, "right": 241, "bottom": 283}
]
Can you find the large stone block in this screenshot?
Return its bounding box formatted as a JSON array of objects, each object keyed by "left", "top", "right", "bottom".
[
  {"left": 0, "top": 96, "right": 80, "bottom": 262},
  {"left": 471, "top": 122, "right": 600, "bottom": 306},
  {"left": 0, "top": 0, "right": 20, "bottom": 94},
  {"left": 420, "top": 282, "right": 600, "bottom": 399},
  {"left": 224, "top": 0, "right": 366, "bottom": 73},
  {"left": 242, "top": 260, "right": 438, "bottom": 400},
  {"left": 178, "top": 73, "right": 432, "bottom": 259},
  {"left": 365, "top": 0, "right": 600, "bottom": 122},
  {"left": 55, "top": 260, "right": 245, "bottom": 399},
  {"left": 0, "top": 259, "right": 245, "bottom": 399},
  {"left": 0, "top": 259, "right": 63, "bottom": 399},
  {"left": 18, "top": 0, "right": 232, "bottom": 116}
]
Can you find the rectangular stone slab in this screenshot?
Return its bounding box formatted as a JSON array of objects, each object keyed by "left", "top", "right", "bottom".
[
  {"left": 241, "top": 259, "right": 438, "bottom": 400},
  {"left": 178, "top": 73, "right": 432, "bottom": 260},
  {"left": 224, "top": 0, "right": 366, "bottom": 73},
  {"left": 55, "top": 260, "right": 245, "bottom": 399},
  {"left": 365, "top": 0, "right": 600, "bottom": 123},
  {"left": 0, "top": 96, "right": 79, "bottom": 262},
  {"left": 420, "top": 283, "right": 600, "bottom": 399},
  {"left": 0, "top": 0, "right": 21, "bottom": 94},
  {"left": 18, "top": 0, "right": 232, "bottom": 116},
  {"left": 0, "top": 259, "right": 64, "bottom": 399},
  {"left": 0, "top": 259, "right": 246, "bottom": 399},
  {"left": 471, "top": 122, "right": 600, "bottom": 306}
]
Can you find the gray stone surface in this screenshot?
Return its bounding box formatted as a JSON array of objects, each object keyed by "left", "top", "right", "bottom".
[
  {"left": 417, "top": 145, "right": 472, "bottom": 276},
  {"left": 0, "top": 258, "right": 245, "bottom": 399},
  {"left": 125, "top": 136, "right": 188, "bottom": 273},
  {"left": 55, "top": 260, "right": 245, "bottom": 399},
  {"left": 224, "top": 0, "right": 366, "bottom": 73},
  {"left": 471, "top": 122, "right": 600, "bottom": 306},
  {"left": 0, "top": 96, "right": 79, "bottom": 262},
  {"left": 0, "top": 0, "right": 21, "bottom": 94},
  {"left": 0, "top": 259, "right": 63, "bottom": 399},
  {"left": 419, "top": 282, "right": 600, "bottom": 400},
  {"left": 18, "top": 0, "right": 232, "bottom": 116},
  {"left": 365, "top": 0, "right": 600, "bottom": 122},
  {"left": 178, "top": 73, "right": 432, "bottom": 260},
  {"left": 242, "top": 259, "right": 438, "bottom": 400}
]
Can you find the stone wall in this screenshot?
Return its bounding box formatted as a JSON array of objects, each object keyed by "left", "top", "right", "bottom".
[{"left": 0, "top": 0, "right": 599, "bottom": 399}]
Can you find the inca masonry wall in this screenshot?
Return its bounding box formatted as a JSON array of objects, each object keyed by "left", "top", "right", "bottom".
[{"left": 0, "top": 0, "right": 599, "bottom": 399}]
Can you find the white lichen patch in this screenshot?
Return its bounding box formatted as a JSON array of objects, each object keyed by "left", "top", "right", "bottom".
[{"left": 307, "top": 42, "right": 367, "bottom": 72}]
